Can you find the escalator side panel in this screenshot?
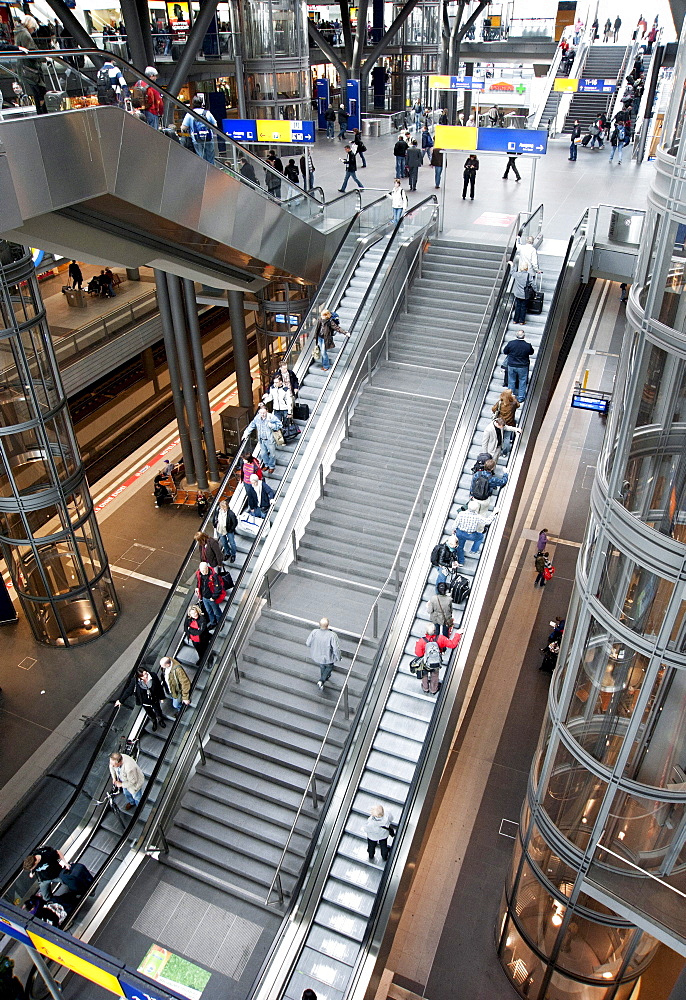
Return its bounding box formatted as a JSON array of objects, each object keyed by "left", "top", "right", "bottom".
[{"left": 0, "top": 107, "right": 337, "bottom": 287}]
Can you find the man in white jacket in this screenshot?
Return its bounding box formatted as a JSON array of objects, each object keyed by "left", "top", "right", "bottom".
[
  {"left": 109, "top": 752, "right": 145, "bottom": 810},
  {"left": 481, "top": 417, "right": 522, "bottom": 463}
]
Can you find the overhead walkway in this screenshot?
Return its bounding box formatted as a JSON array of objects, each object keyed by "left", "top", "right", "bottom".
[{"left": 0, "top": 51, "right": 359, "bottom": 291}]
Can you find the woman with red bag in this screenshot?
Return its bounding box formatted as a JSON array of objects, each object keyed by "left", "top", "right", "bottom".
[{"left": 195, "top": 561, "right": 226, "bottom": 626}]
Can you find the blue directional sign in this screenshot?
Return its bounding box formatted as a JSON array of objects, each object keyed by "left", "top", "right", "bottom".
[
  {"left": 316, "top": 78, "right": 330, "bottom": 130},
  {"left": 429, "top": 74, "right": 486, "bottom": 91},
  {"left": 223, "top": 118, "right": 257, "bottom": 142},
  {"left": 476, "top": 127, "right": 548, "bottom": 156},
  {"left": 578, "top": 78, "right": 616, "bottom": 93},
  {"left": 291, "top": 120, "right": 316, "bottom": 143}
]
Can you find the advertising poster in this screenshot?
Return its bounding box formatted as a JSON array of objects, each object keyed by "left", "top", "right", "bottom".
[
  {"left": 138, "top": 945, "right": 211, "bottom": 1000},
  {"left": 166, "top": 2, "right": 190, "bottom": 32}
]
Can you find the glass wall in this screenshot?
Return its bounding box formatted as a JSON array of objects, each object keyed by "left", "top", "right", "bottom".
[
  {"left": 241, "top": 0, "right": 311, "bottom": 120},
  {"left": 0, "top": 249, "right": 118, "bottom": 645}
]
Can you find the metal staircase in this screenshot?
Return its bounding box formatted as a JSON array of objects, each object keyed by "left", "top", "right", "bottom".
[
  {"left": 152, "top": 238, "right": 503, "bottom": 919},
  {"left": 563, "top": 44, "right": 627, "bottom": 132}
]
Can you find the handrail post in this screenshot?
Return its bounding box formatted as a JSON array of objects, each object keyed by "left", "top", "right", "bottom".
[
  {"left": 311, "top": 773, "right": 319, "bottom": 809},
  {"left": 373, "top": 603, "right": 378, "bottom": 639},
  {"left": 395, "top": 558, "right": 400, "bottom": 593},
  {"left": 319, "top": 464, "right": 324, "bottom": 498},
  {"left": 264, "top": 575, "right": 272, "bottom": 607},
  {"left": 159, "top": 826, "right": 170, "bottom": 855},
  {"left": 345, "top": 406, "right": 349, "bottom": 438},
  {"left": 291, "top": 529, "right": 298, "bottom": 564},
  {"left": 343, "top": 683, "right": 350, "bottom": 721},
  {"left": 232, "top": 650, "right": 240, "bottom": 683},
  {"left": 197, "top": 733, "right": 206, "bottom": 765},
  {"left": 274, "top": 871, "right": 284, "bottom": 905},
  {"left": 102, "top": 317, "right": 109, "bottom": 338}
]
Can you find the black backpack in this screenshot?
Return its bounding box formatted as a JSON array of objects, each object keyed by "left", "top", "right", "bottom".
[
  {"left": 96, "top": 67, "right": 118, "bottom": 105},
  {"left": 471, "top": 452, "right": 492, "bottom": 474},
  {"left": 451, "top": 575, "right": 470, "bottom": 604},
  {"left": 471, "top": 471, "right": 492, "bottom": 502}
]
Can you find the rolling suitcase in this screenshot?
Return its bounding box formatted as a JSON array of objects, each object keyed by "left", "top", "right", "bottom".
[
  {"left": 527, "top": 273, "right": 544, "bottom": 315},
  {"left": 581, "top": 133, "right": 591, "bottom": 146}
]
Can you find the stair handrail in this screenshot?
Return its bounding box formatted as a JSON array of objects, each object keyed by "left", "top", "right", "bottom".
[
  {"left": 554, "top": 21, "right": 593, "bottom": 135},
  {"left": 631, "top": 32, "right": 664, "bottom": 161},
  {"left": 0, "top": 196, "right": 391, "bottom": 900},
  {"left": 264, "top": 203, "right": 531, "bottom": 907},
  {"left": 0, "top": 50, "right": 350, "bottom": 226}
]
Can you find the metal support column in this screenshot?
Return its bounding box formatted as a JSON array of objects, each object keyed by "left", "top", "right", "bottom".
[
  {"left": 167, "top": 274, "right": 209, "bottom": 490},
  {"left": 136, "top": 0, "right": 155, "bottom": 64},
  {"left": 154, "top": 270, "right": 196, "bottom": 485},
  {"left": 40, "top": 0, "right": 104, "bottom": 65},
  {"left": 230, "top": 0, "right": 247, "bottom": 118},
  {"left": 119, "top": 0, "right": 149, "bottom": 71},
  {"left": 227, "top": 289, "right": 254, "bottom": 409},
  {"left": 166, "top": 0, "right": 221, "bottom": 97},
  {"left": 183, "top": 278, "right": 219, "bottom": 482},
  {"left": 25, "top": 948, "right": 63, "bottom": 1000}
]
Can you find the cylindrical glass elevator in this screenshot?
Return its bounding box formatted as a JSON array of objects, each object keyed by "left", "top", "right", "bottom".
[
  {"left": 497, "top": 22, "right": 686, "bottom": 1000},
  {"left": 0, "top": 248, "right": 118, "bottom": 645}
]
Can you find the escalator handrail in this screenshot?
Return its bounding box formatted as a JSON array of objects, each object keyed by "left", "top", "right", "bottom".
[
  {"left": 0, "top": 196, "right": 387, "bottom": 898},
  {"left": 0, "top": 50, "right": 341, "bottom": 220}
]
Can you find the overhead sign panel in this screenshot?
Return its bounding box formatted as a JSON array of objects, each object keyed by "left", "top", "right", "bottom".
[
  {"left": 222, "top": 119, "right": 316, "bottom": 144},
  {"left": 434, "top": 125, "right": 547, "bottom": 155},
  {"left": 434, "top": 125, "right": 478, "bottom": 150},
  {"left": 553, "top": 78, "right": 579, "bottom": 92},
  {"left": 578, "top": 77, "right": 616, "bottom": 93},
  {"left": 477, "top": 127, "right": 548, "bottom": 155},
  {"left": 429, "top": 75, "right": 485, "bottom": 91}
]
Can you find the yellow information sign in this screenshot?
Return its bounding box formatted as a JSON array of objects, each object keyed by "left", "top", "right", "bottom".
[
  {"left": 434, "top": 125, "right": 478, "bottom": 150},
  {"left": 429, "top": 75, "right": 451, "bottom": 90},
  {"left": 255, "top": 120, "right": 293, "bottom": 143},
  {"left": 27, "top": 931, "right": 125, "bottom": 997},
  {"left": 553, "top": 78, "right": 579, "bottom": 93}
]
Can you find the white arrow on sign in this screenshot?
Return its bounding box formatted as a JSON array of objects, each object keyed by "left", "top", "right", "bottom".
[{"left": 536, "top": 144, "right": 544, "bottom": 151}]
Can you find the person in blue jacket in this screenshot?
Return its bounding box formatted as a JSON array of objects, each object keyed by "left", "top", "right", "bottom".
[{"left": 421, "top": 124, "right": 434, "bottom": 163}]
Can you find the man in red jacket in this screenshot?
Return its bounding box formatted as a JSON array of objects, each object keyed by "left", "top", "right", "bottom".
[
  {"left": 135, "top": 67, "right": 164, "bottom": 128},
  {"left": 413, "top": 629, "right": 461, "bottom": 694}
]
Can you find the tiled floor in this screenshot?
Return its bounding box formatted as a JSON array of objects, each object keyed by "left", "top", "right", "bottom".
[{"left": 40, "top": 264, "right": 155, "bottom": 338}]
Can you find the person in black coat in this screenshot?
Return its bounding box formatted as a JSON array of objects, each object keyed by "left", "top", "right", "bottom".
[
  {"left": 116, "top": 668, "right": 167, "bottom": 731},
  {"left": 462, "top": 155, "right": 479, "bottom": 200},
  {"left": 185, "top": 605, "right": 211, "bottom": 660},
  {"left": 68, "top": 260, "right": 83, "bottom": 289}
]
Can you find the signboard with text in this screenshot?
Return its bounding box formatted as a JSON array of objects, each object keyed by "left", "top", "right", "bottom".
[
  {"left": 429, "top": 75, "right": 485, "bottom": 91},
  {"left": 221, "top": 119, "right": 315, "bottom": 144},
  {"left": 553, "top": 77, "right": 616, "bottom": 93},
  {"left": 434, "top": 125, "right": 547, "bottom": 155}
]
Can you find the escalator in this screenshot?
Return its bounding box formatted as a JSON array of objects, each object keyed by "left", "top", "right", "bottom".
[{"left": 0, "top": 51, "right": 360, "bottom": 291}]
